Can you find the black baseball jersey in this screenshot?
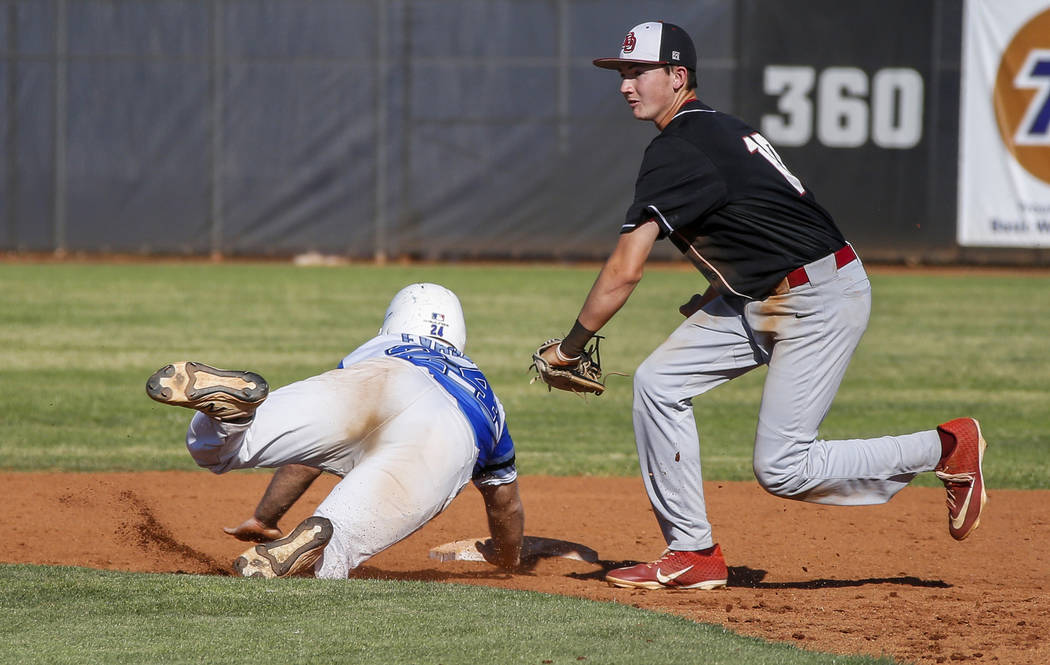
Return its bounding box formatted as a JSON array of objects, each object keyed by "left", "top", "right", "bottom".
[{"left": 623, "top": 99, "right": 846, "bottom": 300}]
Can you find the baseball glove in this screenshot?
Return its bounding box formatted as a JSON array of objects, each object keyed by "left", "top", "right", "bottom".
[{"left": 530, "top": 337, "right": 606, "bottom": 395}]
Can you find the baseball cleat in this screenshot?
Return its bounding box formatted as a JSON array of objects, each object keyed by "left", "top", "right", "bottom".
[
  {"left": 935, "top": 417, "right": 988, "bottom": 541},
  {"left": 606, "top": 544, "right": 728, "bottom": 590},
  {"left": 233, "top": 516, "right": 333, "bottom": 578},
  {"left": 146, "top": 361, "right": 268, "bottom": 423}
]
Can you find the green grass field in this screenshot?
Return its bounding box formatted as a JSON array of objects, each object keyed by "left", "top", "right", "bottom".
[{"left": 2, "top": 261, "right": 1047, "bottom": 664}]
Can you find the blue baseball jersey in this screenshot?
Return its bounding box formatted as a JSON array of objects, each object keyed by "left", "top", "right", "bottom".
[{"left": 339, "top": 334, "right": 516, "bottom": 486}]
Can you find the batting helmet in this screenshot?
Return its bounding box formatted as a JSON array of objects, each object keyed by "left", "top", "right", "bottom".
[{"left": 379, "top": 283, "right": 467, "bottom": 353}]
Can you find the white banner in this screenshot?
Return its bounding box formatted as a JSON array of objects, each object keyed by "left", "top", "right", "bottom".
[{"left": 958, "top": 1, "right": 1050, "bottom": 247}]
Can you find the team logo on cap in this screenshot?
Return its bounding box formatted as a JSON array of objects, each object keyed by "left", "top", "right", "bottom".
[
  {"left": 994, "top": 7, "right": 1050, "bottom": 184},
  {"left": 622, "top": 32, "right": 636, "bottom": 54}
]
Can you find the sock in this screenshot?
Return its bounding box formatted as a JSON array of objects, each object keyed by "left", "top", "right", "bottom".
[{"left": 936, "top": 426, "right": 956, "bottom": 467}]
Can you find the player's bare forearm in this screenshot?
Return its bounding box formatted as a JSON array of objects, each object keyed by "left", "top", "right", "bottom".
[
  {"left": 224, "top": 464, "right": 323, "bottom": 542},
  {"left": 577, "top": 221, "right": 660, "bottom": 331},
  {"left": 538, "top": 222, "right": 658, "bottom": 367},
  {"left": 254, "top": 464, "right": 323, "bottom": 525},
  {"left": 478, "top": 480, "right": 525, "bottom": 570}
]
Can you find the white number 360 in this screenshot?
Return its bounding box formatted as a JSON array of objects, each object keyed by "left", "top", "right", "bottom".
[{"left": 761, "top": 65, "right": 924, "bottom": 149}]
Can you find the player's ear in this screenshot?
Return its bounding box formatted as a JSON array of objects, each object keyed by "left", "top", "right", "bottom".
[{"left": 671, "top": 66, "right": 688, "bottom": 91}]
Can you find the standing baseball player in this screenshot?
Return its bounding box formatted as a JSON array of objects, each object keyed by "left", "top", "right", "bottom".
[
  {"left": 535, "top": 21, "right": 988, "bottom": 590},
  {"left": 147, "top": 283, "right": 524, "bottom": 578}
]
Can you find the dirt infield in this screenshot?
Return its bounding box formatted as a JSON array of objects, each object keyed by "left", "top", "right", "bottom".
[{"left": 5, "top": 472, "right": 1048, "bottom": 664}]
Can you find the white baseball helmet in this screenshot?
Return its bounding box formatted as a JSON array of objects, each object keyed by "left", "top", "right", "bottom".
[{"left": 379, "top": 283, "right": 467, "bottom": 352}]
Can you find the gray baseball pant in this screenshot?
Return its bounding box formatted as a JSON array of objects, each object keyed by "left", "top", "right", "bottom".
[{"left": 633, "top": 252, "right": 943, "bottom": 551}]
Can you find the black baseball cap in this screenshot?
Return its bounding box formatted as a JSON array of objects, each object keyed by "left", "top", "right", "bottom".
[{"left": 593, "top": 21, "right": 697, "bottom": 72}]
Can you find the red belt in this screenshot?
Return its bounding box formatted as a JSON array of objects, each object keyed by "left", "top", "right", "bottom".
[{"left": 785, "top": 245, "right": 857, "bottom": 289}]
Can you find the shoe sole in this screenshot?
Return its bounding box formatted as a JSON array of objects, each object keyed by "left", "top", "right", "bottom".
[
  {"left": 233, "top": 516, "right": 333, "bottom": 578},
  {"left": 676, "top": 578, "right": 728, "bottom": 590},
  {"left": 146, "top": 361, "right": 268, "bottom": 420},
  {"left": 606, "top": 576, "right": 727, "bottom": 590}
]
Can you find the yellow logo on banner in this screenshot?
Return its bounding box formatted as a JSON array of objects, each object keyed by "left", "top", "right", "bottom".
[{"left": 994, "top": 8, "right": 1050, "bottom": 184}]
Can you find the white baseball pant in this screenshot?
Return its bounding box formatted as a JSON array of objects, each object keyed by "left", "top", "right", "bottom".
[
  {"left": 187, "top": 358, "right": 478, "bottom": 578},
  {"left": 632, "top": 252, "right": 944, "bottom": 551}
]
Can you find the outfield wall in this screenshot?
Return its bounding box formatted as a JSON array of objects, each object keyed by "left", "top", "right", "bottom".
[{"left": 2, "top": 1, "right": 1048, "bottom": 265}]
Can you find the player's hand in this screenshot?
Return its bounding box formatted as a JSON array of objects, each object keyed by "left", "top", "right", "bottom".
[
  {"left": 475, "top": 538, "right": 527, "bottom": 571},
  {"left": 223, "top": 517, "right": 283, "bottom": 543},
  {"left": 538, "top": 342, "right": 577, "bottom": 368},
  {"left": 679, "top": 293, "right": 705, "bottom": 317}
]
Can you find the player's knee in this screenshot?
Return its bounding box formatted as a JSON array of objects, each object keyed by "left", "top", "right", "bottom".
[
  {"left": 753, "top": 464, "right": 807, "bottom": 499},
  {"left": 632, "top": 356, "right": 661, "bottom": 398}
]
